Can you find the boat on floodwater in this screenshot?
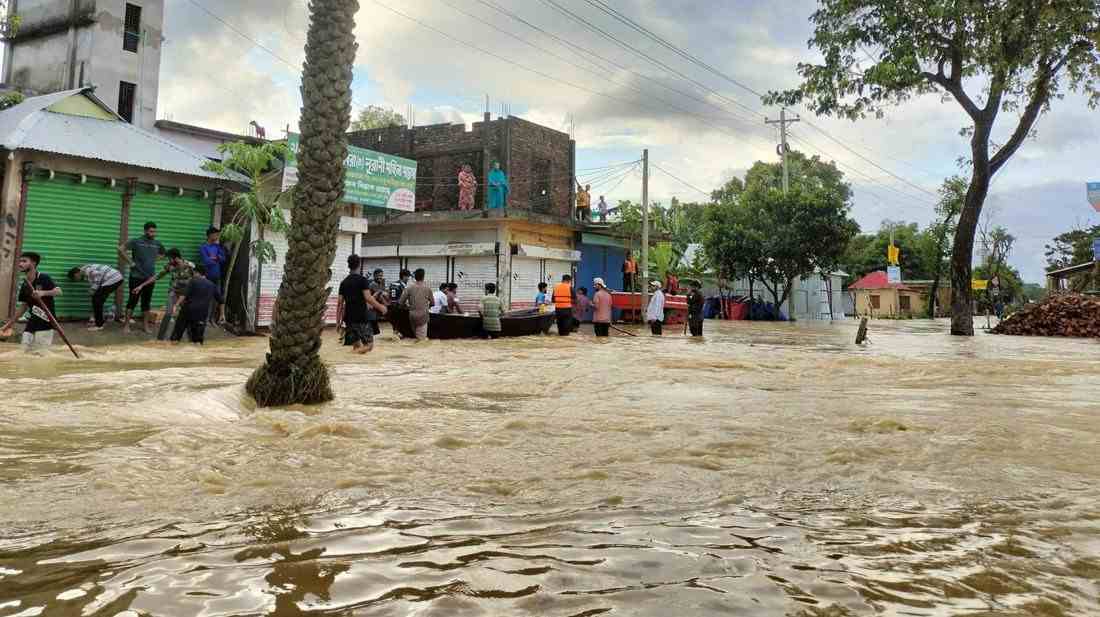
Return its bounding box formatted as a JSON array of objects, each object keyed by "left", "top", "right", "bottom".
[{"left": 387, "top": 306, "right": 553, "bottom": 339}]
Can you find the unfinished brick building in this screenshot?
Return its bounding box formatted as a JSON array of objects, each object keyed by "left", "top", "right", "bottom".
[
  {"left": 348, "top": 114, "right": 576, "bottom": 218},
  {"left": 349, "top": 115, "right": 583, "bottom": 311}
]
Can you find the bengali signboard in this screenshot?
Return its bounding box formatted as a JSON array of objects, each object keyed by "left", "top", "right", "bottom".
[
  {"left": 886, "top": 266, "right": 902, "bottom": 284},
  {"left": 282, "top": 133, "right": 417, "bottom": 211},
  {"left": 1093, "top": 238, "right": 1100, "bottom": 262},
  {"left": 1089, "top": 182, "right": 1100, "bottom": 213}
]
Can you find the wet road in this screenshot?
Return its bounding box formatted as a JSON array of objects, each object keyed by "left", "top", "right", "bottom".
[{"left": 1, "top": 320, "right": 1098, "bottom": 616}]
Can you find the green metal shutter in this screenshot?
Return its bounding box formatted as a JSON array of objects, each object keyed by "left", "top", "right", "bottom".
[
  {"left": 127, "top": 188, "right": 212, "bottom": 311},
  {"left": 22, "top": 176, "right": 124, "bottom": 320}
]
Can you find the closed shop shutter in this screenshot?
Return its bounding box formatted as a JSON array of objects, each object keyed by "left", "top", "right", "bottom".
[
  {"left": 362, "top": 258, "right": 401, "bottom": 287},
  {"left": 509, "top": 256, "right": 542, "bottom": 309},
  {"left": 406, "top": 257, "right": 448, "bottom": 291},
  {"left": 257, "top": 228, "right": 290, "bottom": 327},
  {"left": 21, "top": 176, "right": 124, "bottom": 320},
  {"left": 127, "top": 188, "right": 211, "bottom": 311},
  {"left": 543, "top": 259, "right": 575, "bottom": 290},
  {"left": 453, "top": 256, "right": 497, "bottom": 313},
  {"left": 258, "top": 231, "right": 354, "bottom": 326},
  {"left": 326, "top": 233, "right": 356, "bottom": 324}
]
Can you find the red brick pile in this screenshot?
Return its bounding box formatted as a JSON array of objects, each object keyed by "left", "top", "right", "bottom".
[{"left": 992, "top": 293, "right": 1100, "bottom": 337}]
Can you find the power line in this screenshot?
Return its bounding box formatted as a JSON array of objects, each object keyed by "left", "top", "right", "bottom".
[
  {"left": 188, "top": 0, "right": 299, "bottom": 70},
  {"left": 371, "top": 0, "right": 779, "bottom": 151},
  {"left": 536, "top": 0, "right": 765, "bottom": 124},
  {"left": 651, "top": 163, "right": 713, "bottom": 198},
  {"left": 573, "top": 0, "right": 945, "bottom": 195}
]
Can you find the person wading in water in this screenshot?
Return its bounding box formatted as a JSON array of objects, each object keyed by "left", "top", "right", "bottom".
[{"left": 552, "top": 274, "right": 576, "bottom": 336}]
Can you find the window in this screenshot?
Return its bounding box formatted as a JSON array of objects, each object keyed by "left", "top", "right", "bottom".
[
  {"left": 870, "top": 294, "right": 881, "bottom": 310},
  {"left": 899, "top": 295, "right": 911, "bottom": 311},
  {"left": 123, "top": 4, "right": 142, "bottom": 52},
  {"left": 118, "top": 81, "right": 136, "bottom": 123}
]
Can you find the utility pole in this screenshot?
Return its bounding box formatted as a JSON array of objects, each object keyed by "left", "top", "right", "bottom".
[
  {"left": 765, "top": 108, "right": 799, "bottom": 194},
  {"left": 641, "top": 148, "right": 650, "bottom": 321}
]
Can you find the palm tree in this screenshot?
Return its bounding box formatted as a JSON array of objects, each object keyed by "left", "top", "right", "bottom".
[{"left": 246, "top": 0, "right": 359, "bottom": 406}]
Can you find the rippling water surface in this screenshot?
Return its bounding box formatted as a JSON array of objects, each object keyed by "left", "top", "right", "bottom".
[{"left": 1, "top": 320, "right": 1098, "bottom": 616}]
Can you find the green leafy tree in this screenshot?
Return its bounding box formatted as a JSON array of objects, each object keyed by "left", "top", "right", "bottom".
[
  {"left": 767, "top": 0, "right": 1100, "bottom": 336},
  {"left": 246, "top": 0, "right": 359, "bottom": 407},
  {"left": 706, "top": 151, "right": 858, "bottom": 311},
  {"left": 350, "top": 105, "right": 405, "bottom": 131},
  {"left": 202, "top": 141, "right": 291, "bottom": 332},
  {"left": 1045, "top": 224, "right": 1100, "bottom": 270}
]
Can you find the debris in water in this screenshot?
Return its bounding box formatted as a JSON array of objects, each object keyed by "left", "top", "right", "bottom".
[{"left": 855, "top": 318, "right": 869, "bottom": 345}]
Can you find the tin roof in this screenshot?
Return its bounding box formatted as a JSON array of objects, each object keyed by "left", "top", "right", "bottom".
[
  {"left": 0, "top": 88, "right": 244, "bottom": 182},
  {"left": 848, "top": 271, "right": 917, "bottom": 291}
]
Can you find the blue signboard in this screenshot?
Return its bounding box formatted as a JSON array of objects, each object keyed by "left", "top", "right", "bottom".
[{"left": 1093, "top": 238, "right": 1100, "bottom": 262}]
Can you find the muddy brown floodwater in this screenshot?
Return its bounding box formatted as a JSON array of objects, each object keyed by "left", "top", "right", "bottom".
[{"left": 0, "top": 319, "right": 1098, "bottom": 616}]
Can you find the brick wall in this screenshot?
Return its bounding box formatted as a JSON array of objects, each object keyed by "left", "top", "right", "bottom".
[{"left": 348, "top": 117, "right": 572, "bottom": 218}]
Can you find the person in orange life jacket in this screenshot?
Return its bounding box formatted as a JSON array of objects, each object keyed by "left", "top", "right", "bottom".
[
  {"left": 552, "top": 274, "right": 576, "bottom": 336},
  {"left": 622, "top": 251, "right": 638, "bottom": 292}
]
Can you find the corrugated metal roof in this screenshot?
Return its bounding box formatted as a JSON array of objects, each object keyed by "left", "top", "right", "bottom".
[{"left": 0, "top": 88, "right": 245, "bottom": 182}]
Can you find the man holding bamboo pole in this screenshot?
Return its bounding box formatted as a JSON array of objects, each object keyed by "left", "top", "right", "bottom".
[{"left": 1, "top": 252, "right": 63, "bottom": 352}]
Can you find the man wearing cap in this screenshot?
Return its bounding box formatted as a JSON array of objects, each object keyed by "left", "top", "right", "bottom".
[
  {"left": 592, "top": 278, "right": 613, "bottom": 338},
  {"left": 645, "top": 279, "right": 665, "bottom": 336}
]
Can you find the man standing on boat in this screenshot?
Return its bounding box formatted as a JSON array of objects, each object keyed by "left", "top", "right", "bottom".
[
  {"left": 646, "top": 280, "right": 665, "bottom": 336},
  {"left": 552, "top": 274, "right": 576, "bottom": 336}
]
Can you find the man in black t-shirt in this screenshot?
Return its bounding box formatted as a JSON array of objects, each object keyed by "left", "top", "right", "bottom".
[
  {"left": 1, "top": 252, "right": 63, "bottom": 352},
  {"left": 170, "top": 265, "right": 224, "bottom": 345},
  {"left": 336, "top": 255, "right": 388, "bottom": 354}
]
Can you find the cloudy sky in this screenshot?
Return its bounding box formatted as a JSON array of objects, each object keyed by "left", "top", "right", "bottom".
[{"left": 158, "top": 0, "right": 1100, "bottom": 282}]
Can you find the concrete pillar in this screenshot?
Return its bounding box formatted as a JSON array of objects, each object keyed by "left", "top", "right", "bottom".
[
  {"left": 496, "top": 223, "right": 511, "bottom": 310},
  {"left": 0, "top": 152, "right": 26, "bottom": 316}
]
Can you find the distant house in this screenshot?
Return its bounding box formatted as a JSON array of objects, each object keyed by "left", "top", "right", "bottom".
[{"left": 848, "top": 271, "right": 928, "bottom": 318}]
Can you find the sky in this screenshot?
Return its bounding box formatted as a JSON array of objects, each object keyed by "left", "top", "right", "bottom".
[{"left": 156, "top": 0, "right": 1099, "bottom": 282}]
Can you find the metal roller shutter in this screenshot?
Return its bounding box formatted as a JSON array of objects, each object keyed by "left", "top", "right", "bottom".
[
  {"left": 453, "top": 256, "right": 497, "bottom": 313},
  {"left": 362, "top": 258, "right": 401, "bottom": 287},
  {"left": 406, "top": 257, "right": 448, "bottom": 291},
  {"left": 543, "top": 259, "right": 575, "bottom": 290},
  {"left": 326, "top": 233, "right": 356, "bottom": 324},
  {"left": 21, "top": 176, "right": 124, "bottom": 320},
  {"left": 257, "top": 228, "right": 290, "bottom": 327},
  {"left": 127, "top": 188, "right": 211, "bottom": 312},
  {"left": 509, "top": 256, "right": 542, "bottom": 310},
  {"left": 258, "top": 231, "right": 354, "bottom": 326}
]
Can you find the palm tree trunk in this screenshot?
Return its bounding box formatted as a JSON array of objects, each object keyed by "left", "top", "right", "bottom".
[{"left": 246, "top": 0, "right": 358, "bottom": 407}]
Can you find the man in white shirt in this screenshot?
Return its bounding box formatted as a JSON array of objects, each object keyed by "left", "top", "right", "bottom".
[
  {"left": 431, "top": 284, "right": 448, "bottom": 314},
  {"left": 68, "top": 264, "right": 124, "bottom": 330},
  {"left": 646, "top": 279, "right": 666, "bottom": 336}
]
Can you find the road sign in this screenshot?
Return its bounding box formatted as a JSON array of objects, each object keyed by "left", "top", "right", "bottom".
[{"left": 887, "top": 266, "right": 902, "bottom": 284}]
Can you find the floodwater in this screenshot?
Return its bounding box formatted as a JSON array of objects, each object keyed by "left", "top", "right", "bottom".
[{"left": 0, "top": 320, "right": 1098, "bottom": 616}]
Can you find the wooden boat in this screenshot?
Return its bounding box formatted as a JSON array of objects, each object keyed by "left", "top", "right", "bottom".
[
  {"left": 499, "top": 309, "right": 555, "bottom": 337},
  {"left": 387, "top": 306, "right": 553, "bottom": 339},
  {"left": 428, "top": 312, "right": 483, "bottom": 339}
]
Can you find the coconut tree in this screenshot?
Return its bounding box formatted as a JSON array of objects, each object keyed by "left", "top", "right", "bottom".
[{"left": 246, "top": 0, "right": 359, "bottom": 407}]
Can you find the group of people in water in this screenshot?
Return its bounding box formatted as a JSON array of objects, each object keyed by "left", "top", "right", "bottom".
[
  {"left": 333, "top": 251, "right": 707, "bottom": 355},
  {"left": 1, "top": 222, "right": 227, "bottom": 351}
]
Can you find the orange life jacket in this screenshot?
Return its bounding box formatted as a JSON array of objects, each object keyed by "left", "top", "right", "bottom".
[{"left": 552, "top": 282, "right": 573, "bottom": 309}]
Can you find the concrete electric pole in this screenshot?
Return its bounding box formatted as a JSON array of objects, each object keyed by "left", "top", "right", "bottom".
[{"left": 766, "top": 108, "right": 799, "bottom": 194}]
